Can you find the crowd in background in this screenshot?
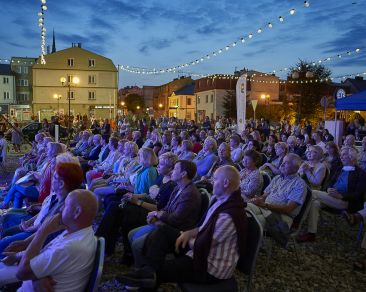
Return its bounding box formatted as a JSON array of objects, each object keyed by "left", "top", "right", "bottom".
[{"left": 0, "top": 114, "right": 366, "bottom": 290}]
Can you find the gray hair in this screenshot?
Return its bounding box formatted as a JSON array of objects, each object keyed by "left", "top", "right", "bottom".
[
  {"left": 204, "top": 136, "right": 217, "bottom": 152},
  {"left": 286, "top": 153, "right": 302, "bottom": 170},
  {"left": 159, "top": 152, "right": 178, "bottom": 169},
  {"left": 56, "top": 152, "right": 80, "bottom": 166},
  {"left": 341, "top": 146, "right": 358, "bottom": 162}
]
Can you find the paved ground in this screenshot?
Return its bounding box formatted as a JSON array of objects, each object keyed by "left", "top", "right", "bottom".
[{"left": 1, "top": 147, "right": 366, "bottom": 291}]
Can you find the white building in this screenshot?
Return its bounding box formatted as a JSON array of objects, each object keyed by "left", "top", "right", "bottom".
[
  {"left": 0, "top": 64, "right": 16, "bottom": 116},
  {"left": 168, "top": 83, "right": 195, "bottom": 120}
]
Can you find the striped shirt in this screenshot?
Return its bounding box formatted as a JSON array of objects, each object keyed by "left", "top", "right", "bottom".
[{"left": 187, "top": 198, "right": 239, "bottom": 279}]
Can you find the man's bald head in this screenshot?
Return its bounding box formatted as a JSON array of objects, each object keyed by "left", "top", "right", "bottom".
[
  {"left": 213, "top": 166, "right": 241, "bottom": 198},
  {"left": 62, "top": 189, "right": 98, "bottom": 230}
]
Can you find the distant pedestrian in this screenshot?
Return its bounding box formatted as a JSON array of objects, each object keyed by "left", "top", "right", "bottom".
[{"left": 8, "top": 123, "right": 21, "bottom": 153}]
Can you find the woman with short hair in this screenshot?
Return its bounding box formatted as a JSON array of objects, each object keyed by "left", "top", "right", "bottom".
[{"left": 240, "top": 150, "right": 263, "bottom": 201}]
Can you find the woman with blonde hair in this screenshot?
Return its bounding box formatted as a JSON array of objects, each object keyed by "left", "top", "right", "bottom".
[
  {"left": 102, "top": 147, "right": 158, "bottom": 208},
  {"left": 298, "top": 145, "right": 327, "bottom": 190}
]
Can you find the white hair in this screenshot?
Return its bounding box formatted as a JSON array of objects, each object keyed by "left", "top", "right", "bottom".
[{"left": 56, "top": 152, "right": 80, "bottom": 166}]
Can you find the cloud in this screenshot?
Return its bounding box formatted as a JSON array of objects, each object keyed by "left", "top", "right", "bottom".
[{"left": 139, "top": 38, "right": 172, "bottom": 54}]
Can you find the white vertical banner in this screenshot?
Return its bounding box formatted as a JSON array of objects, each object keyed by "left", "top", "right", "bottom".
[
  {"left": 236, "top": 74, "right": 247, "bottom": 134},
  {"left": 55, "top": 125, "right": 59, "bottom": 142}
]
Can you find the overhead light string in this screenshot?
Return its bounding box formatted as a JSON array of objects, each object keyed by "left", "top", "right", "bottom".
[
  {"left": 38, "top": 0, "right": 47, "bottom": 64},
  {"left": 119, "top": 1, "right": 311, "bottom": 74}
]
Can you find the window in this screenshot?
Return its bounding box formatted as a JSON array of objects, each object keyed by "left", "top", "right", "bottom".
[
  {"left": 88, "top": 59, "right": 96, "bottom": 67},
  {"left": 68, "top": 75, "right": 74, "bottom": 83},
  {"left": 211, "top": 94, "right": 213, "bottom": 103},
  {"left": 186, "top": 112, "right": 191, "bottom": 119},
  {"left": 19, "top": 79, "right": 28, "bottom": 86},
  {"left": 88, "top": 75, "right": 96, "bottom": 84},
  {"left": 3, "top": 92, "right": 10, "bottom": 100},
  {"left": 205, "top": 95, "right": 208, "bottom": 103},
  {"left": 88, "top": 91, "right": 96, "bottom": 100},
  {"left": 67, "top": 58, "right": 74, "bottom": 67},
  {"left": 197, "top": 96, "right": 200, "bottom": 104},
  {"left": 23, "top": 66, "right": 28, "bottom": 74},
  {"left": 3, "top": 77, "right": 9, "bottom": 84},
  {"left": 67, "top": 91, "right": 75, "bottom": 100},
  {"left": 187, "top": 98, "right": 191, "bottom": 106},
  {"left": 17, "top": 66, "right": 22, "bottom": 74},
  {"left": 17, "top": 93, "right": 29, "bottom": 101}
]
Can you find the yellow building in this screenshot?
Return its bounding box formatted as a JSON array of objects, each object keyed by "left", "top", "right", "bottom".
[
  {"left": 32, "top": 44, "right": 117, "bottom": 120},
  {"left": 168, "top": 83, "right": 195, "bottom": 120}
]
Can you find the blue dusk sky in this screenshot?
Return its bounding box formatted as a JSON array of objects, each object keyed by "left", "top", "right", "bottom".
[{"left": 1, "top": 0, "right": 365, "bottom": 88}]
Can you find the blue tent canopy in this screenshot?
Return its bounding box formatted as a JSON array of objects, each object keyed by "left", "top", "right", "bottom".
[{"left": 336, "top": 89, "right": 366, "bottom": 110}]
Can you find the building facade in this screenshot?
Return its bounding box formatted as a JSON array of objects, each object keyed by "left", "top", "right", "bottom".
[
  {"left": 10, "top": 57, "right": 37, "bottom": 120},
  {"left": 168, "top": 83, "right": 195, "bottom": 120},
  {"left": 195, "top": 77, "right": 237, "bottom": 122},
  {"left": 32, "top": 44, "right": 118, "bottom": 120},
  {"left": 0, "top": 64, "right": 16, "bottom": 117}
]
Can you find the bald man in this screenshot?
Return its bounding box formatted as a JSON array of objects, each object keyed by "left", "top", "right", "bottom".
[
  {"left": 119, "top": 166, "right": 248, "bottom": 289},
  {"left": 0, "top": 190, "right": 98, "bottom": 291}
]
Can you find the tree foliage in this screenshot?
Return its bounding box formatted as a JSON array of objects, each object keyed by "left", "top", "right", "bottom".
[
  {"left": 287, "top": 60, "right": 332, "bottom": 122},
  {"left": 125, "top": 93, "right": 145, "bottom": 113},
  {"left": 222, "top": 90, "right": 237, "bottom": 118}
]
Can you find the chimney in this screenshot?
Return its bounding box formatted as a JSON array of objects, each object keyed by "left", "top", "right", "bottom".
[{"left": 77, "top": 43, "right": 82, "bottom": 48}]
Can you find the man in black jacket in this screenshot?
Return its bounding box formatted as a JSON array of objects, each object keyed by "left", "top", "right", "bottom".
[
  {"left": 298, "top": 147, "right": 366, "bottom": 242},
  {"left": 118, "top": 165, "right": 248, "bottom": 289}
]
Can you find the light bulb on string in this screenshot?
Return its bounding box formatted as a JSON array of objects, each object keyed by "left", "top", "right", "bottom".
[
  {"left": 289, "top": 9, "right": 296, "bottom": 15},
  {"left": 304, "top": 1, "right": 310, "bottom": 8},
  {"left": 268, "top": 22, "right": 273, "bottom": 28},
  {"left": 257, "top": 28, "right": 262, "bottom": 33},
  {"left": 279, "top": 16, "right": 284, "bottom": 22}
]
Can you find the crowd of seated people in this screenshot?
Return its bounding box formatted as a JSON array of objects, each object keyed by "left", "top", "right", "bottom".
[{"left": 1, "top": 116, "right": 366, "bottom": 291}]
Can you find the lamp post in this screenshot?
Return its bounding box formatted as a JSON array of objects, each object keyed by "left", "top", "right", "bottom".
[
  {"left": 53, "top": 94, "right": 62, "bottom": 115},
  {"left": 260, "top": 94, "right": 270, "bottom": 118},
  {"left": 60, "top": 76, "right": 79, "bottom": 139}
]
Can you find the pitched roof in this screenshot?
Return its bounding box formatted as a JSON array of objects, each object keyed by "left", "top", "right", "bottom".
[
  {"left": 0, "top": 64, "right": 13, "bottom": 75},
  {"left": 174, "top": 83, "right": 195, "bottom": 95},
  {"left": 344, "top": 78, "right": 366, "bottom": 93}
]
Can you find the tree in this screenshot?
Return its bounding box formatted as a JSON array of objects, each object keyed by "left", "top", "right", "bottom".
[
  {"left": 287, "top": 60, "right": 332, "bottom": 122},
  {"left": 125, "top": 93, "right": 145, "bottom": 113},
  {"left": 222, "top": 90, "right": 237, "bottom": 118}
]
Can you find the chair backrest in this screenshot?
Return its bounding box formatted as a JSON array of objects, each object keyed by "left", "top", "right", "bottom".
[
  {"left": 198, "top": 188, "right": 211, "bottom": 221},
  {"left": 237, "top": 209, "right": 263, "bottom": 289},
  {"left": 206, "top": 156, "right": 219, "bottom": 177},
  {"left": 85, "top": 237, "right": 105, "bottom": 292},
  {"left": 291, "top": 187, "right": 312, "bottom": 229},
  {"left": 260, "top": 171, "right": 271, "bottom": 193}
]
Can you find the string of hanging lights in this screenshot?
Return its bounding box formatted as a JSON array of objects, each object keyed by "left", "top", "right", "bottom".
[
  {"left": 118, "top": 1, "right": 311, "bottom": 74},
  {"left": 38, "top": 0, "right": 47, "bottom": 64}
]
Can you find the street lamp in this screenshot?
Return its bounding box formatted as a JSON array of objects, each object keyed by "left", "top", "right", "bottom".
[
  {"left": 53, "top": 94, "right": 62, "bottom": 115},
  {"left": 60, "top": 76, "right": 79, "bottom": 139},
  {"left": 136, "top": 105, "right": 140, "bottom": 110}
]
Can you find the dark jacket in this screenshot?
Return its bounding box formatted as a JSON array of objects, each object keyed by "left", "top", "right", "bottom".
[
  {"left": 193, "top": 190, "right": 248, "bottom": 279},
  {"left": 326, "top": 165, "right": 366, "bottom": 212},
  {"left": 85, "top": 145, "right": 102, "bottom": 161},
  {"left": 159, "top": 182, "right": 202, "bottom": 231}
]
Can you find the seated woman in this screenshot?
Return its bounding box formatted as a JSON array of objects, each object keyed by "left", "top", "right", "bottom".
[
  {"left": 324, "top": 141, "right": 342, "bottom": 180},
  {"left": 0, "top": 160, "right": 84, "bottom": 258},
  {"left": 240, "top": 150, "right": 263, "bottom": 201},
  {"left": 91, "top": 141, "right": 138, "bottom": 191},
  {"left": 193, "top": 136, "right": 218, "bottom": 178},
  {"left": 178, "top": 140, "right": 196, "bottom": 161},
  {"left": 95, "top": 152, "right": 177, "bottom": 262},
  {"left": 0, "top": 142, "right": 65, "bottom": 209},
  {"left": 260, "top": 142, "right": 288, "bottom": 177},
  {"left": 99, "top": 147, "right": 158, "bottom": 209},
  {"left": 298, "top": 145, "right": 327, "bottom": 190},
  {"left": 85, "top": 137, "right": 121, "bottom": 187}
]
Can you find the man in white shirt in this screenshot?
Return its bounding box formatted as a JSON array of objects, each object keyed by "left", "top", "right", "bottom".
[{"left": 0, "top": 189, "right": 98, "bottom": 292}]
